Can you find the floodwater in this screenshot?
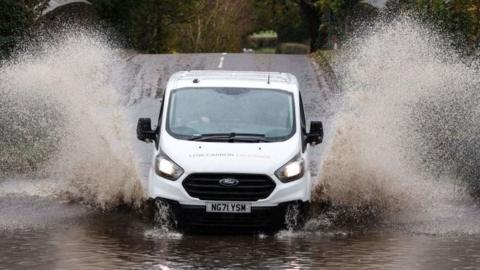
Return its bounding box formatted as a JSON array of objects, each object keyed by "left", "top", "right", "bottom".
[
  {"left": 2, "top": 203, "right": 480, "bottom": 269},
  {"left": 2, "top": 16, "right": 480, "bottom": 269}
]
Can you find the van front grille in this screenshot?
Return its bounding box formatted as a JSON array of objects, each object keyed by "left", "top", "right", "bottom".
[{"left": 182, "top": 173, "right": 276, "bottom": 201}]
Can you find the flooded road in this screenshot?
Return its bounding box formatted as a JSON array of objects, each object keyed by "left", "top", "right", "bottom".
[
  {"left": 2, "top": 204, "right": 480, "bottom": 269},
  {"left": 2, "top": 18, "right": 480, "bottom": 269},
  {"left": 0, "top": 51, "right": 337, "bottom": 269}
]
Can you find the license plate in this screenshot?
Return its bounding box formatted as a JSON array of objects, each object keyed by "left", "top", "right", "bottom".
[{"left": 206, "top": 202, "right": 251, "bottom": 213}]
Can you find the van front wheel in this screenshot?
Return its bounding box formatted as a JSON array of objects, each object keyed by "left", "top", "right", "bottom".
[
  {"left": 284, "top": 202, "right": 310, "bottom": 231},
  {"left": 153, "top": 198, "right": 178, "bottom": 230}
]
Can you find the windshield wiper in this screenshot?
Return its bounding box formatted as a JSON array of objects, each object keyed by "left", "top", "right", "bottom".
[{"left": 188, "top": 133, "right": 273, "bottom": 142}]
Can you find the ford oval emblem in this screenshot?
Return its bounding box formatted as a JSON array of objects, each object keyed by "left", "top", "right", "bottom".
[{"left": 219, "top": 178, "right": 239, "bottom": 187}]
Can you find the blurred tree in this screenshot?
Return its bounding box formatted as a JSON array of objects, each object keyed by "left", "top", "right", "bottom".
[
  {"left": 299, "top": 0, "right": 321, "bottom": 50},
  {"left": 91, "top": 0, "right": 133, "bottom": 34},
  {"left": 0, "top": 0, "right": 48, "bottom": 58},
  {"left": 253, "top": 0, "right": 377, "bottom": 51},
  {"left": 128, "top": 0, "right": 198, "bottom": 52},
  {"left": 92, "top": 0, "right": 198, "bottom": 53},
  {"left": 387, "top": 0, "right": 480, "bottom": 52},
  {"left": 174, "top": 0, "right": 256, "bottom": 52},
  {"left": 254, "top": 0, "right": 311, "bottom": 46},
  {"left": 315, "top": 0, "right": 377, "bottom": 48},
  {"left": 23, "top": 0, "right": 49, "bottom": 18}
]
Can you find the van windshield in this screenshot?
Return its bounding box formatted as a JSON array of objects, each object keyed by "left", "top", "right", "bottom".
[{"left": 166, "top": 88, "right": 295, "bottom": 142}]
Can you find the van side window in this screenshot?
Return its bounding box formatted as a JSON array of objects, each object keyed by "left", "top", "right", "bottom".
[
  {"left": 156, "top": 91, "right": 166, "bottom": 148},
  {"left": 158, "top": 91, "right": 166, "bottom": 127},
  {"left": 299, "top": 94, "right": 306, "bottom": 133},
  {"left": 299, "top": 94, "right": 307, "bottom": 152}
]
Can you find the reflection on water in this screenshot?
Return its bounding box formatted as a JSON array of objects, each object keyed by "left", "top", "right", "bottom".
[{"left": 2, "top": 208, "right": 480, "bottom": 270}]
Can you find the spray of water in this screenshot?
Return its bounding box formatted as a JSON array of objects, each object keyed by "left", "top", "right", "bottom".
[
  {"left": 312, "top": 15, "right": 480, "bottom": 225},
  {"left": 0, "top": 30, "right": 144, "bottom": 208}
]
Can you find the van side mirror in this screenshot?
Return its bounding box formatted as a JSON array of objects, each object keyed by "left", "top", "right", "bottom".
[
  {"left": 306, "top": 121, "right": 323, "bottom": 146},
  {"left": 137, "top": 118, "right": 156, "bottom": 143}
]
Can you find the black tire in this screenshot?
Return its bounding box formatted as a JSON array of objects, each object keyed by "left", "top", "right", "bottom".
[
  {"left": 153, "top": 198, "right": 178, "bottom": 230},
  {"left": 284, "top": 202, "right": 310, "bottom": 231}
]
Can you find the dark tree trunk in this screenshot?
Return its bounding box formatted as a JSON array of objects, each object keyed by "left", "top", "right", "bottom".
[{"left": 298, "top": 0, "right": 321, "bottom": 51}]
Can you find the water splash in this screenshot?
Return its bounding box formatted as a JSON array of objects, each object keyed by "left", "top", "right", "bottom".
[
  {"left": 0, "top": 30, "right": 144, "bottom": 208},
  {"left": 153, "top": 199, "right": 178, "bottom": 232},
  {"left": 144, "top": 229, "right": 183, "bottom": 240},
  {"left": 313, "top": 15, "right": 480, "bottom": 226},
  {"left": 284, "top": 203, "right": 301, "bottom": 231}
]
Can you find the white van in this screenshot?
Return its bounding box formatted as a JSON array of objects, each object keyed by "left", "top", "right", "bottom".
[{"left": 137, "top": 70, "right": 323, "bottom": 230}]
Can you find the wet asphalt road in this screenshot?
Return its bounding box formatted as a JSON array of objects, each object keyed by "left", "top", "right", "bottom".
[{"left": 2, "top": 53, "right": 480, "bottom": 269}]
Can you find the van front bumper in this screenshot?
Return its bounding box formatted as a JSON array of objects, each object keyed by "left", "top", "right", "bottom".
[{"left": 157, "top": 198, "right": 308, "bottom": 230}]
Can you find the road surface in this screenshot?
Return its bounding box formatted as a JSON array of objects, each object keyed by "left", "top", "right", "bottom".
[{"left": 2, "top": 53, "right": 480, "bottom": 270}]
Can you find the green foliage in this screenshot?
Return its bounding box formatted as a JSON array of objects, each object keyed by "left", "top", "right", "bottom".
[
  {"left": 92, "top": 0, "right": 198, "bottom": 53},
  {"left": 251, "top": 30, "right": 277, "bottom": 39},
  {"left": 276, "top": 1, "right": 311, "bottom": 43},
  {"left": 0, "top": 0, "right": 376, "bottom": 54},
  {"left": 276, "top": 42, "right": 310, "bottom": 54},
  {"left": 0, "top": 0, "right": 48, "bottom": 58},
  {"left": 315, "top": 0, "right": 378, "bottom": 47},
  {"left": 91, "top": 0, "right": 133, "bottom": 34},
  {"left": 311, "top": 50, "right": 340, "bottom": 98},
  {"left": 173, "top": 0, "right": 256, "bottom": 53},
  {"left": 253, "top": 0, "right": 377, "bottom": 51},
  {"left": 254, "top": 0, "right": 311, "bottom": 44},
  {"left": 246, "top": 31, "right": 278, "bottom": 50},
  {"left": 0, "top": 1, "right": 29, "bottom": 58},
  {"left": 2, "top": 0, "right": 477, "bottom": 55},
  {"left": 93, "top": 0, "right": 256, "bottom": 53},
  {"left": 393, "top": 0, "right": 480, "bottom": 51},
  {"left": 248, "top": 36, "right": 278, "bottom": 49},
  {"left": 129, "top": 0, "right": 198, "bottom": 53},
  {"left": 312, "top": 49, "right": 337, "bottom": 79},
  {"left": 255, "top": 47, "right": 276, "bottom": 53}
]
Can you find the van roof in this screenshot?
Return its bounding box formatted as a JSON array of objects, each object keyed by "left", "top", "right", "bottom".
[{"left": 166, "top": 70, "right": 299, "bottom": 93}]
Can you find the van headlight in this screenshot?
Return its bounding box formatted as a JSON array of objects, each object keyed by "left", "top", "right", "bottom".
[
  {"left": 275, "top": 154, "right": 305, "bottom": 183},
  {"left": 155, "top": 152, "right": 184, "bottom": 180}
]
